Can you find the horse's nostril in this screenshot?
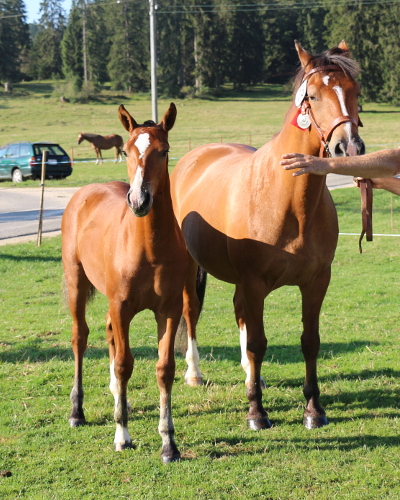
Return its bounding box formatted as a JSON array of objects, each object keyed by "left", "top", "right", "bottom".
[
  {"left": 334, "top": 141, "right": 346, "bottom": 157},
  {"left": 359, "top": 141, "right": 366, "bottom": 155}
]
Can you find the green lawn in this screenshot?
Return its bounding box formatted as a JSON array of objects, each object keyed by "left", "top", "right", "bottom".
[{"left": 0, "top": 82, "right": 399, "bottom": 499}]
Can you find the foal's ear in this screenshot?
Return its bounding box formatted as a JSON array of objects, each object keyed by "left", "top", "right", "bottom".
[
  {"left": 118, "top": 105, "right": 138, "bottom": 133},
  {"left": 338, "top": 40, "right": 350, "bottom": 53},
  {"left": 160, "top": 103, "right": 177, "bottom": 132},
  {"left": 294, "top": 40, "right": 312, "bottom": 68}
]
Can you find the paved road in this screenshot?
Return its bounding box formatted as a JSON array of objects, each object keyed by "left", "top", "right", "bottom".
[
  {"left": 0, "top": 187, "right": 79, "bottom": 246},
  {"left": 0, "top": 174, "right": 354, "bottom": 246}
]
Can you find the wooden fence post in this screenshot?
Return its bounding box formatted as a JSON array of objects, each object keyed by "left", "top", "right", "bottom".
[{"left": 37, "top": 151, "right": 47, "bottom": 247}]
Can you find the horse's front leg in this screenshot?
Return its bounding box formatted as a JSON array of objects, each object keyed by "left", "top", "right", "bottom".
[
  {"left": 156, "top": 310, "right": 181, "bottom": 463},
  {"left": 106, "top": 311, "right": 133, "bottom": 415},
  {"left": 241, "top": 280, "right": 271, "bottom": 430},
  {"left": 108, "top": 302, "right": 134, "bottom": 450},
  {"left": 234, "top": 285, "right": 266, "bottom": 390},
  {"left": 300, "top": 268, "right": 331, "bottom": 429}
]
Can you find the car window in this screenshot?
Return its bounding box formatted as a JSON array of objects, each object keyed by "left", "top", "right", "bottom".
[
  {"left": 19, "top": 144, "right": 31, "bottom": 156},
  {"left": 34, "top": 144, "right": 67, "bottom": 156},
  {"left": 7, "top": 145, "right": 19, "bottom": 158},
  {"left": 0, "top": 147, "right": 8, "bottom": 159}
]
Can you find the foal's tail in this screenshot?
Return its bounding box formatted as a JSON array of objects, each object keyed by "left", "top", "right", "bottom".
[{"left": 174, "top": 266, "right": 208, "bottom": 355}]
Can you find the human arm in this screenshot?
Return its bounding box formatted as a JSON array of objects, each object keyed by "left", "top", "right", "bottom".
[
  {"left": 281, "top": 149, "right": 400, "bottom": 178},
  {"left": 370, "top": 176, "right": 400, "bottom": 196}
]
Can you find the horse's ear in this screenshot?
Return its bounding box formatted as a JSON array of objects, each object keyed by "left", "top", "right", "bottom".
[
  {"left": 294, "top": 40, "right": 312, "bottom": 68},
  {"left": 338, "top": 40, "right": 350, "bottom": 53},
  {"left": 160, "top": 103, "right": 177, "bottom": 132},
  {"left": 118, "top": 105, "right": 138, "bottom": 133}
]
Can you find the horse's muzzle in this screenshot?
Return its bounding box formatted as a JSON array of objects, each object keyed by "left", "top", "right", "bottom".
[
  {"left": 127, "top": 188, "right": 153, "bottom": 217},
  {"left": 332, "top": 136, "right": 365, "bottom": 157}
]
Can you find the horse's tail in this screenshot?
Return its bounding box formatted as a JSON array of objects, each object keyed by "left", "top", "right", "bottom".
[
  {"left": 62, "top": 275, "right": 96, "bottom": 308},
  {"left": 175, "top": 266, "right": 208, "bottom": 355}
]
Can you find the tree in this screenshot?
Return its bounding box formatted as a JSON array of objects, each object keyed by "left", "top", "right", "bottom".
[
  {"left": 106, "top": 0, "right": 149, "bottom": 92},
  {"left": 0, "top": 0, "right": 30, "bottom": 82},
  {"left": 85, "top": 0, "right": 109, "bottom": 83},
  {"left": 324, "top": 0, "right": 383, "bottom": 101},
  {"left": 226, "top": 0, "right": 265, "bottom": 89},
  {"left": 29, "top": 0, "right": 66, "bottom": 79},
  {"left": 61, "top": 0, "right": 83, "bottom": 80}
]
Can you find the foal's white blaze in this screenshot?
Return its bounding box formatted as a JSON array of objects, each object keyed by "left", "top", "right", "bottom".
[
  {"left": 130, "top": 165, "right": 144, "bottom": 197},
  {"left": 134, "top": 132, "right": 150, "bottom": 160},
  {"left": 333, "top": 85, "right": 352, "bottom": 141},
  {"left": 322, "top": 75, "right": 330, "bottom": 86}
]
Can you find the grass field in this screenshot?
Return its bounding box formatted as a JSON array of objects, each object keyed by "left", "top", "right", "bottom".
[{"left": 0, "top": 82, "right": 400, "bottom": 499}]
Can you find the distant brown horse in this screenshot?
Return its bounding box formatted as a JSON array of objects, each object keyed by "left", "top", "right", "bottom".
[
  {"left": 171, "top": 41, "right": 364, "bottom": 431},
  {"left": 77, "top": 132, "right": 124, "bottom": 164},
  {"left": 63, "top": 103, "right": 187, "bottom": 462}
]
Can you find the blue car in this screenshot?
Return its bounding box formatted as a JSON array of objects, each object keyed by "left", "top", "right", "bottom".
[{"left": 0, "top": 141, "right": 73, "bottom": 182}]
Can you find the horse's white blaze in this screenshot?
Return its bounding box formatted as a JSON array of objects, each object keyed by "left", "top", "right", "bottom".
[
  {"left": 322, "top": 75, "right": 330, "bottom": 86},
  {"left": 130, "top": 166, "right": 144, "bottom": 197},
  {"left": 185, "top": 338, "right": 202, "bottom": 381},
  {"left": 134, "top": 132, "right": 150, "bottom": 160},
  {"left": 333, "top": 85, "right": 352, "bottom": 140}
]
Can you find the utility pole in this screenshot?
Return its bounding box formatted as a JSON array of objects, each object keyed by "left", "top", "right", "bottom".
[
  {"left": 82, "top": 0, "right": 88, "bottom": 83},
  {"left": 149, "top": 0, "right": 158, "bottom": 123}
]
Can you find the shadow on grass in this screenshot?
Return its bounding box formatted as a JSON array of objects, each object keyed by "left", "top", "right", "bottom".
[{"left": 0, "top": 339, "right": 380, "bottom": 365}]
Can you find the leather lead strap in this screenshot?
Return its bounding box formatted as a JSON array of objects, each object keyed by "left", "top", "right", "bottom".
[{"left": 357, "top": 178, "right": 373, "bottom": 253}]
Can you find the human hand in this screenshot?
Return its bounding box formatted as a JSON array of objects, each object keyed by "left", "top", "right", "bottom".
[{"left": 281, "top": 153, "right": 330, "bottom": 176}]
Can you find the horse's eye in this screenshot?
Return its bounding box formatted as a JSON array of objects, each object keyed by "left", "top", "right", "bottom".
[
  {"left": 162, "top": 149, "right": 170, "bottom": 157},
  {"left": 309, "top": 96, "right": 317, "bottom": 102},
  {"left": 122, "top": 150, "right": 127, "bottom": 157}
]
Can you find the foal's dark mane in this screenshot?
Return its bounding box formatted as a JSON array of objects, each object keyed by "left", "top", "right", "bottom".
[{"left": 293, "top": 46, "right": 361, "bottom": 94}]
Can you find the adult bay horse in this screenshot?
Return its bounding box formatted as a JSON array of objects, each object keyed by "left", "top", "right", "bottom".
[
  {"left": 77, "top": 132, "right": 124, "bottom": 164},
  {"left": 170, "top": 41, "right": 365, "bottom": 430},
  {"left": 63, "top": 103, "right": 188, "bottom": 462}
]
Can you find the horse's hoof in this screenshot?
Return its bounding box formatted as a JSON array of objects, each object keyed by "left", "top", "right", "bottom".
[
  {"left": 161, "top": 445, "right": 181, "bottom": 463},
  {"left": 303, "top": 414, "right": 329, "bottom": 429},
  {"left": 185, "top": 376, "right": 203, "bottom": 387},
  {"left": 161, "top": 452, "right": 181, "bottom": 463},
  {"left": 247, "top": 417, "right": 272, "bottom": 431},
  {"left": 114, "top": 441, "right": 134, "bottom": 451},
  {"left": 69, "top": 417, "right": 86, "bottom": 427}
]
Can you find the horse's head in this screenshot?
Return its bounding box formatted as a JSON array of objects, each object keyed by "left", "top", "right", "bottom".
[
  {"left": 118, "top": 103, "right": 177, "bottom": 217},
  {"left": 77, "top": 133, "right": 84, "bottom": 145},
  {"left": 293, "top": 41, "right": 365, "bottom": 158}
]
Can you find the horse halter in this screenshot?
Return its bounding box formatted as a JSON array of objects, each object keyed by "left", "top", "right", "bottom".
[
  {"left": 297, "top": 64, "right": 371, "bottom": 252},
  {"left": 296, "top": 64, "right": 362, "bottom": 158}
]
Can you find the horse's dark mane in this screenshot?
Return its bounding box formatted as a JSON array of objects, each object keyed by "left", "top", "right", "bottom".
[
  {"left": 142, "top": 120, "right": 157, "bottom": 127},
  {"left": 293, "top": 46, "right": 361, "bottom": 94}
]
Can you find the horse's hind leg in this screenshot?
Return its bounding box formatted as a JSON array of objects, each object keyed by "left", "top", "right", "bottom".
[
  {"left": 156, "top": 309, "right": 181, "bottom": 463},
  {"left": 234, "top": 285, "right": 266, "bottom": 390},
  {"left": 300, "top": 268, "right": 331, "bottom": 429},
  {"left": 65, "top": 268, "right": 92, "bottom": 427},
  {"left": 181, "top": 255, "right": 203, "bottom": 386}
]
